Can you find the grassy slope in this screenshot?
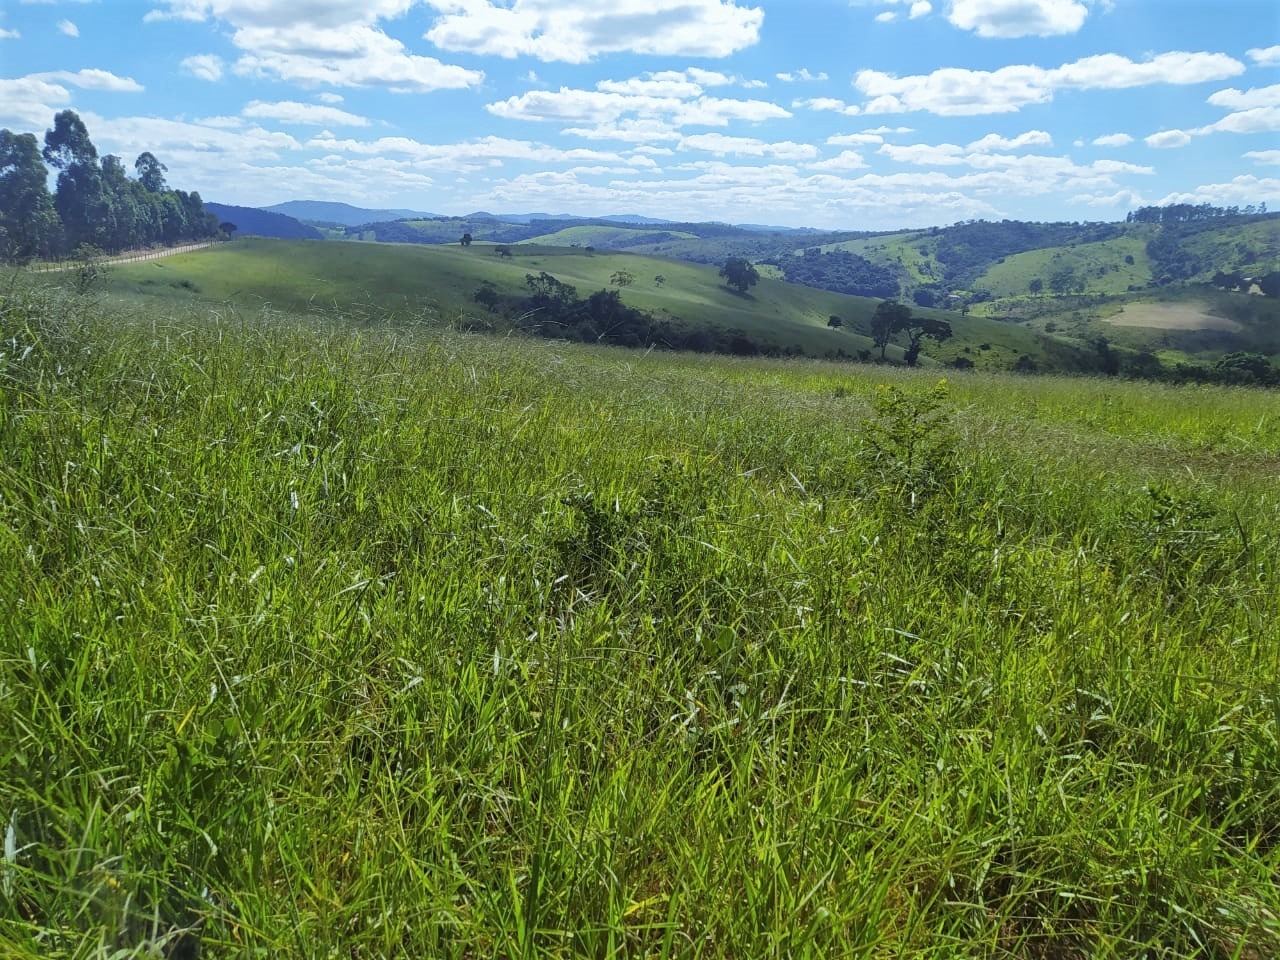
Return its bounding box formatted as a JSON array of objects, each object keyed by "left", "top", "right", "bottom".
[
  {"left": 812, "top": 231, "right": 940, "bottom": 285},
  {"left": 978, "top": 235, "right": 1152, "bottom": 297},
  {"left": 1177, "top": 218, "right": 1280, "bottom": 281},
  {"left": 522, "top": 225, "right": 699, "bottom": 247},
  {"left": 3, "top": 274, "right": 1278, "bottom": 958},
  {"left": 105, "top": 238, "right": 1073, "bottom": 367}
]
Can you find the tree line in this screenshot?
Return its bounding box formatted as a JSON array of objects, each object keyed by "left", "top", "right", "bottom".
[
  {"left": 470, "top": 270, "right": 782, "bottom": 357},
  {"left": 0, "top": 110, "right": 221, "bottom": 263},
  {"left": 1126, "top": 202, "right": 1268, "bottom": 224}
]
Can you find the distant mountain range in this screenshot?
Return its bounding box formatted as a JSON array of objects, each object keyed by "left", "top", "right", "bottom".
[
  {"left": 262, "top": 201, "right": 440, "bottom": 226},
  {"left": 204, "top": 203, "right": 323, "bottom": 240},
  {"left": 257, "top": 201, "right": 804, "bottom": 232}
]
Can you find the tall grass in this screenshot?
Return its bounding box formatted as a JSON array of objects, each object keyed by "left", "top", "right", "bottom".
[{"left": 2, "top": 274, "right": 1278, "bottom": 957}]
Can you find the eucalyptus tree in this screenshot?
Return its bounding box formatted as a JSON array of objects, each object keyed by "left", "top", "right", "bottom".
[
  {"left": 43, "top": 109, "right": 113, "bottom": 251},
  {"left": 0, "top": 129, "right": 61, "bottom": 261}
]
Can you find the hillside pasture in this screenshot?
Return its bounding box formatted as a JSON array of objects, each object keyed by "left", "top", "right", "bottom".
[
  {"left": 977, "top": 236, "right": 1152, "bottom": 298},
  {"left": 111, "top": 238, "right": 1046, "bottom": 363}
]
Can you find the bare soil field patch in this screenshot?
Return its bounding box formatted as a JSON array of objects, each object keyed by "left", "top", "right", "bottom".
[{"left": 1107, "top": 301, "right": 1242, "bottom": 331}]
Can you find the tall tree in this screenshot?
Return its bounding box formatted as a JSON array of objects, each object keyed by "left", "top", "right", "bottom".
[
  {"left": 870, "top": 300, "right": 952, "bottom": 365},
  {"left": 0, "top": 129, "right": 61, "bottom": 261},
  {"left": 42, "top": 109, "right": 97, "bottom": 171},
  {"left": 134, "top": 151, "right": 168, "bottom": 192},
  {"left": 43, "top": 109, "right": 108, "bottom": 251},
  {"left": 899, "top": 314, "right": 953, "bottom": 367},
  {"left": 719, "top": 257, "right": 760, "bottom": 294},
  {"left": 100, "top": 154, "right": 140, "bottom": 251},
  {"left": 871, "top": 300, "right": 911, "bottom": 361}
]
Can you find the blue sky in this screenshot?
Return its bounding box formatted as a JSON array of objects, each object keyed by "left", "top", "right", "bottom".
[{"left": 1, "top": 0, "right": 1278, "bottom": 229}]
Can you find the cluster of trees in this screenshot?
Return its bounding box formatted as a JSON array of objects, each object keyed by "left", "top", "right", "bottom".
[
  {"left": 1106, "top": 346, "right": 1280, "bottom": 387},
  {"left": 0, "top": 110, "right": 220, "bottom": 262},
  {"left": 1212, "top": 270, "right": 1280, "bottom": 297},
  {"left": 767, "top": 248, "right": 899, "bottom": 299},
  {"left": 1126, "top": 203, "right": 1268, "bottom": 224},
  {"left": 473, "top": 272, "right": 774, "bottom": 356},
  {"left": 870, "top": 300, "right": 953, "bottom": 366}
]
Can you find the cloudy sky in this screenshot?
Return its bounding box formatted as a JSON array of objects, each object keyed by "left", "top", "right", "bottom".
[{"left": 2, "top": 0, "right": 1277, "bottom": 229}]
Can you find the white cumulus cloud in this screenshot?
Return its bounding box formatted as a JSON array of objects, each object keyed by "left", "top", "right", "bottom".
[
  {"left": 486, "top": 83, "right": 790, "bottom": 135},
  {"left": 180, "top": 54, "right": 224, "bottom": 81},
  {"left": 1207, "top": 84, "right": 1280, "bottom": 111},
  {"left": 1145, "top": 130, "right": 1192, "bottom": 149},
  {"left": 966, "top": 129, "right": 1052, "bottom": 151},
  {"left": 1092, "top": 132, "right": 1133, "bottom": 147},
  {"left": 243, "top": 100, "right": 372, "bottom": 127},
  {"left": 35, "top": 69, "right": 144, "bottom": 92},
  {"left": 793, "top": 97, "right": 861, "bottom": 116},
  {"left": 679, "top": 132, "right": 817, "bottom": 159},
  {"left": 879, "top": 142, "right": 966, "bottom": 165},
  {"left": 809, "top": 150, "right": 870, "bottom": 171},
  {"left": 776, "top": 68, "right": 828, "bottom": 83},
  {"left": 147, "top": 2, "right": 483, "bottom": 92},
  {"left": 948, "top": 0, "right": 1089, "bottom": 38},
  {"left": 1156, "top": 175, "right": 1280, "bottom": 208},
  {"left": 423, "top": 0, "right": 764, "bottom": 63},
  {"left": 57, "top": 19, "right": 78, "bottom": 37},
  {"left": 1247, "top": 45, "right": 1280, "bottom": 67},
  {"left": 853, "top": 50, "right": 1244, "bottom": 116}
]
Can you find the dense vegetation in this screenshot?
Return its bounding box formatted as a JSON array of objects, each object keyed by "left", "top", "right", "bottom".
[
  {"left": 0, "top": 111, "right": 219, "bottom": 262},
  {"left": 767, "top": 247, "right": 900, "bottom": 299},
  {"left": 476, "top": 271, "right": 773, "bottom": 356},
  {"left": 2, "top": 272, "right": 1278, "bottom": 958}
]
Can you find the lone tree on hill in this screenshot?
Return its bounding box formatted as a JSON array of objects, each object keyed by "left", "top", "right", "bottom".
[
  {"left": 899, "top": 313, "right": 953, "bottom": 367},
  {"left": 871, "top": 300, "right": 912, "bottom": 361},
  {"left": 871, "top": 299, "right": 952, "bottom": 365},
  {"left": 827, "top": 315, "right": 844, "bottom": 329},
  {"left": 460, "top": 232, "right": 472, "bottom": 246},
  {"left": 719, "top": 256, "right": 759, "bottom": 294}
]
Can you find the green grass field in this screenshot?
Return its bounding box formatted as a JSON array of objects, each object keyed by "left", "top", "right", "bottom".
[
  {"left": 2, "top": 270, "right": 1278, "bottom": 957},
  {"left": 106, "top": 238, "right": 1081, "bottom": 369}
]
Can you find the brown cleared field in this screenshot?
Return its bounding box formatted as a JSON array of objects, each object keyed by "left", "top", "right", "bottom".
[{"left": 1107, "top": 301, "right": 1242, "bottom": 331}]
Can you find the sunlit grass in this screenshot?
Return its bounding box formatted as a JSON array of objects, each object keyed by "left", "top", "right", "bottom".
[{"left": 2, "top": 274, "right": 1278, "bottom": 957}]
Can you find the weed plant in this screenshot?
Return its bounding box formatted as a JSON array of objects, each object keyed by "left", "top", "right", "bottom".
[{"left": 1, "top": 274, "right": 1278, "bottom": 957}]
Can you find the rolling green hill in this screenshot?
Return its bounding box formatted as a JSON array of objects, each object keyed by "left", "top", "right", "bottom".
[
  {"left": 104, "top": 238, "right": 1077, "bottom": 370},
  {"left": 978, "top": 236, "right": 1152, "bottom": 298},
  {"left": 786, "top": 214, "right": 1279, "bottom": 311},
  {"left": 522, "top": 224, "right": 699, "bottom": 247}
]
